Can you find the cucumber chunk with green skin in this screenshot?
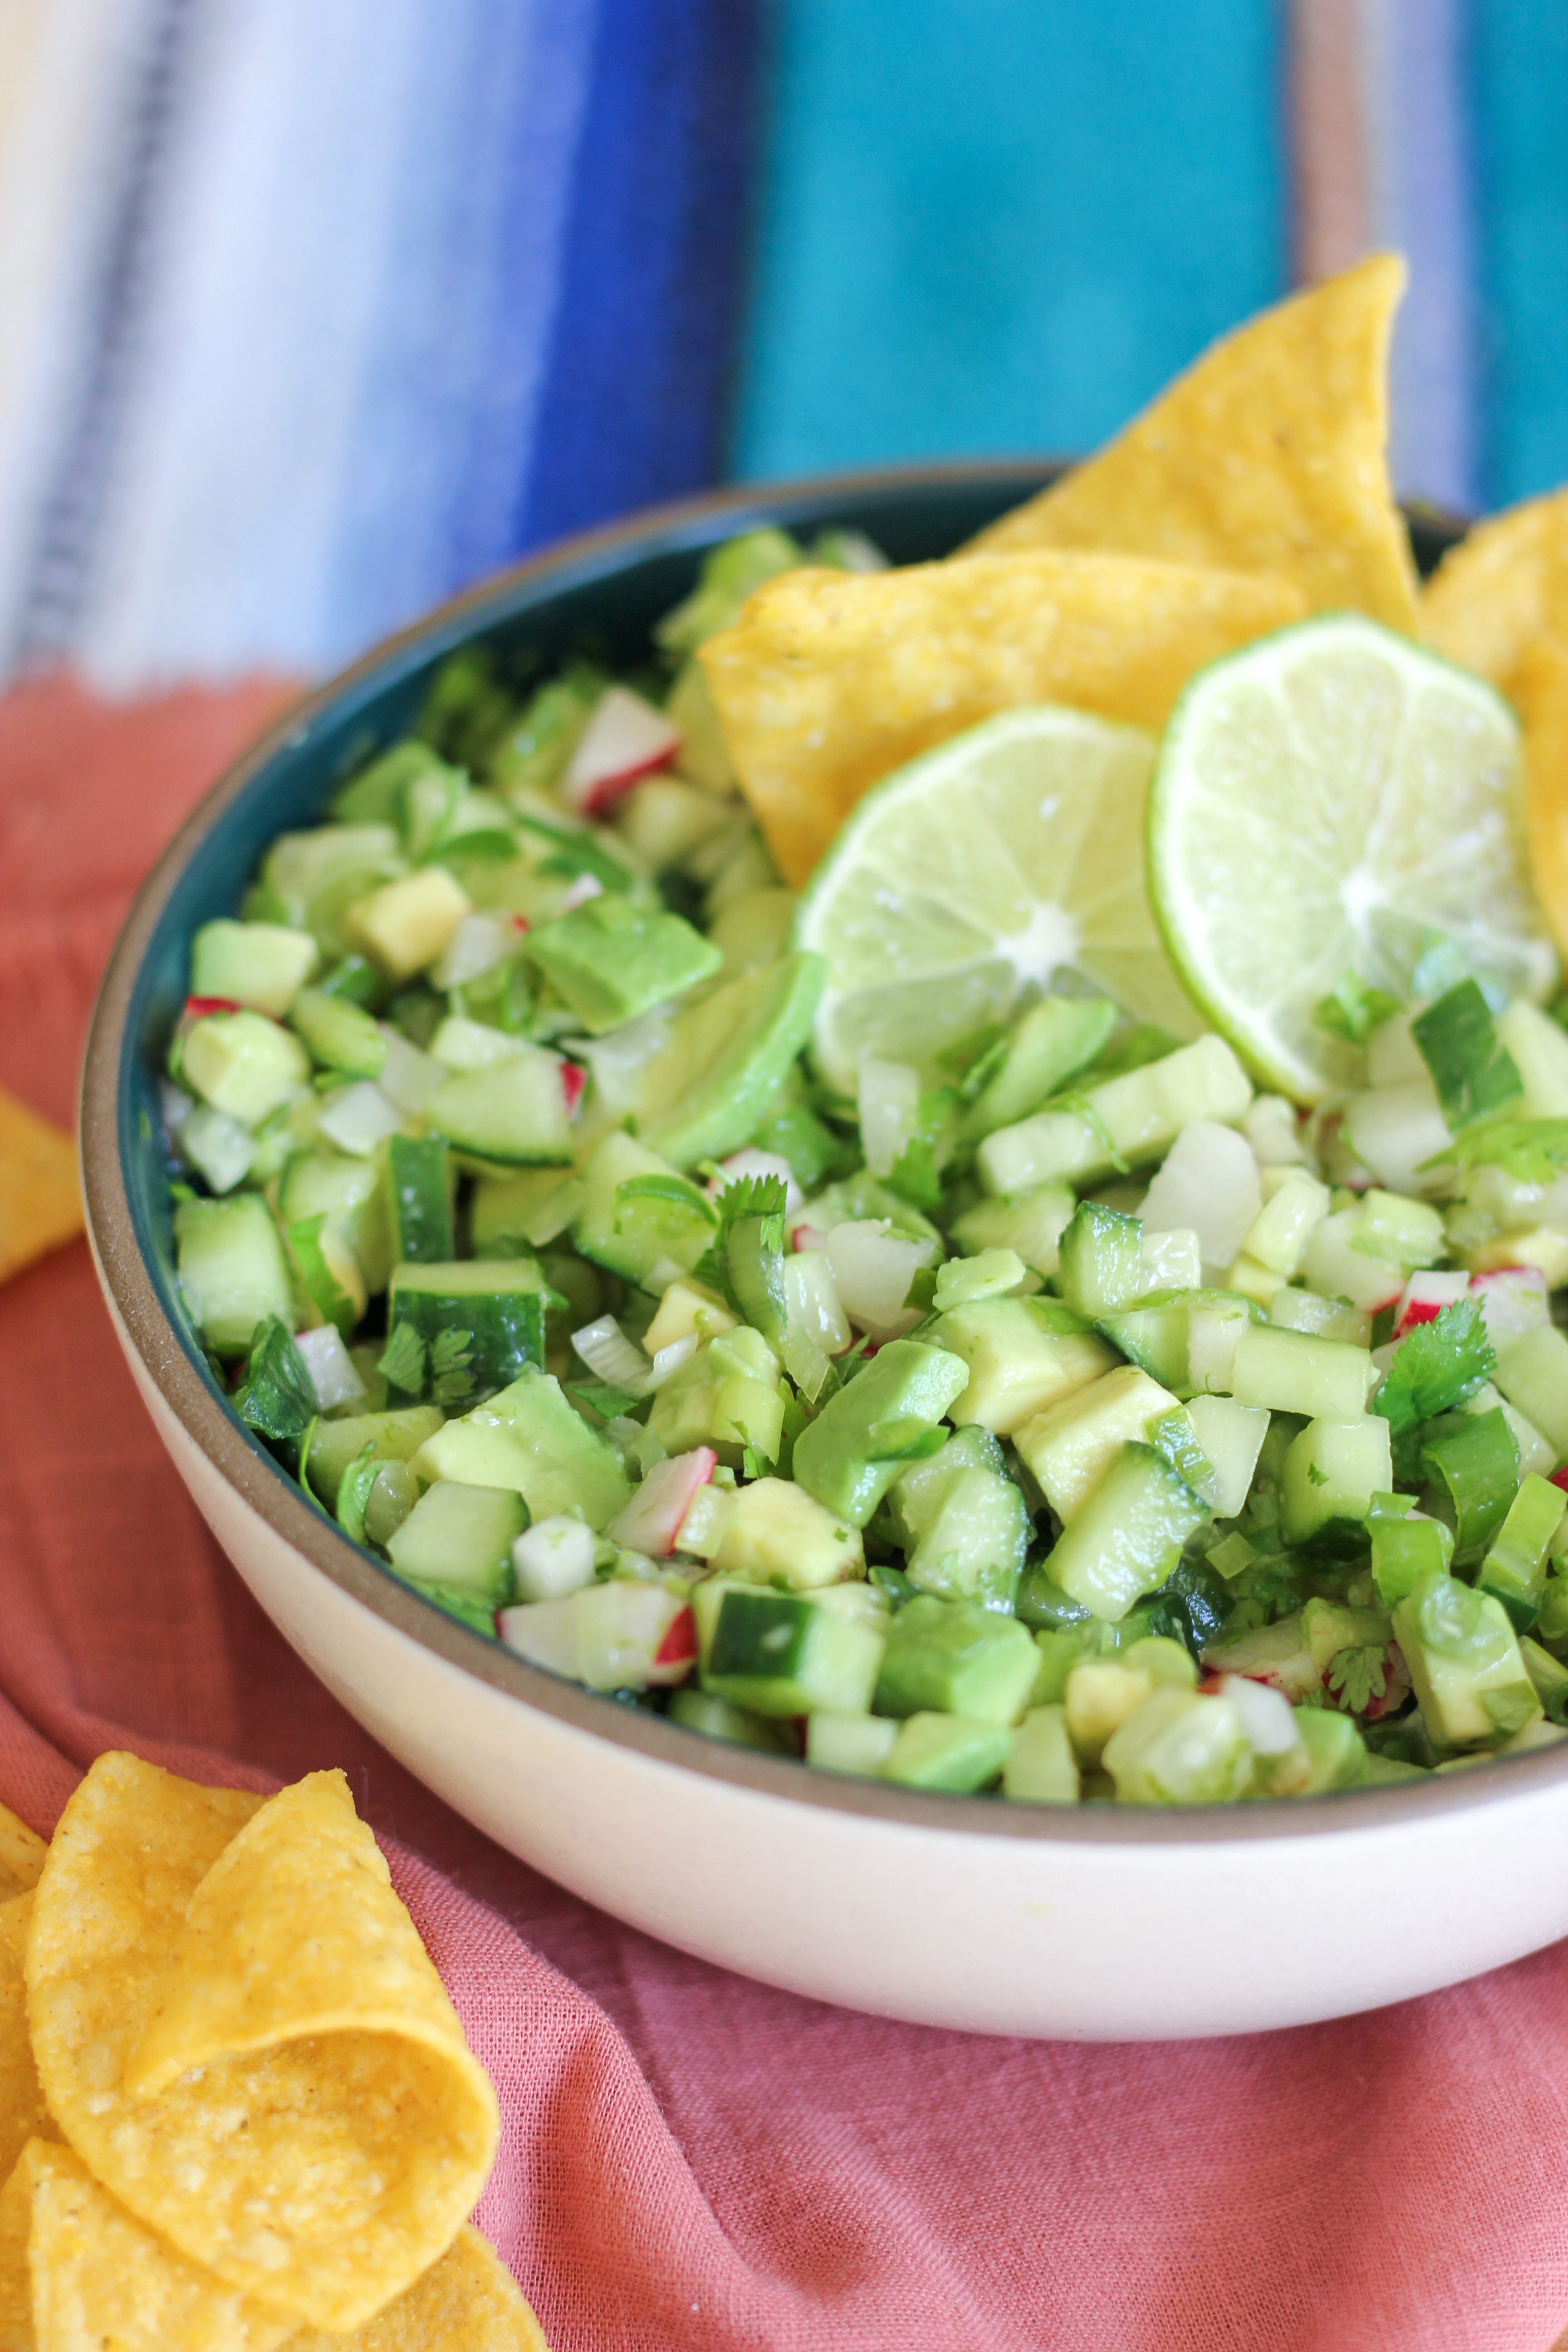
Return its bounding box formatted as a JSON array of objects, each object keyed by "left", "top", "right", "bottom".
[
  {"left": 882, "top": 1712, "right": 1012, "bottom": 1792},
  {"left": 573, "top": 1131, "right": 714, "bottom": 1288},
  {"left": 1411, "top": 978, "right": 1524, "bottom": 1130},
  {"left": 696, "top": 1582, "right": 885, "bottom": 1715},
  {"left": 873, "top": 1596, "right": 1039, "bottom": 1725},
  {"left": 1475, "top": 1471, "right": 1567, "bottom": 1630},
  {"left": 1098, "top": 1287, "right": 1266, "bottom": 1398},
  {"left": 978, "top": 1034, "right": 1252, "bottom": 1195},
  {"left": 1041, "top": 1441, "right": 1209, "bottom": 1622},
  {"left": 174, "top": 1192, "right": 294, "bottom": 1357},
  {"left": 524, "top": 893, "right": 722, "bottom": 1034},
  {"left": 792, "top": 1338, "right": 970, "bottom": 1525},
  {"left": 933, "top": 1298, "right": 1114, "bottom": 1436},
  {"left": 385, "top": 1480, "right": 524, "bottom": 1602},
  {"left": 289, "top": 987, "right": 387, "bottom": 1078},
  {"left": 1101, "top": 1687, "right": 1254, "bottom": 1803},
  {"left": 638, "top": 952, "right": 827, "bottom": 1168},
  {"left": 1493, "top": 1325, "right": 1568, "bottom": 1457},
  {"left": 191, "top": 918, "right": 318, "bottom": 1016},
  {"left": 1369, "top": 1494, "right": 1454, "bottom": 1607},
  {"left": 1279, "top": 1416, "right": 1393, "bottom": 1551},
  {"left": 1393, "top": 1569, "right": 1543, "bottom": 1749},
  {"left": 409, "top": 1366, "right": 632, "bottom": 1529},
  {"left": 959, "top": 997, "right": 1118, "bottom": 1142},
  {"left": 949, "top": 1184, "right": 1076, "bottom": 1278},
  {"left": 287, "top": 1212, "right": 364, "bottom": 1337},
  {"left": 1056, "top": 1201, "right": 1152, "bottom": 1319},
  {"left": 470, "top": 1166, "right": 583, "bottom": 1258},
  {"left": 1230, "top": 1324, "right": 1376, "bottom": 1420},
  {"left": 384, "top": 1259, "right": 554, "bottom": 1406},
  {"left": 1419, "top": 1408, "right": 1520, "bottom": 1568},
  {"left": 279, "top": 1149, "right": 393, "bottom": 1295},
  {"left": 424, "top": 1041, "right": 573, "bottom": 1166},
  {"left": 382, "top": 1133, "right": 454, "bottom": 1263},
  {"left": 300, "top": 1404, "right": 445, "bottom": 1509}
]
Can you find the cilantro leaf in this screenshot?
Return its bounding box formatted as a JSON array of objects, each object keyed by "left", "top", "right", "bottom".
[
  {"left": 1411, "top": 979, "right": 1523, "bottom": 1130},
  {"left": 694, "top": 1174, "right": 788, "bottom": 1313},
  {"left": 1313, "top": 970, "right": 1403, "bottom": 1047},
  {"left": 377, "top": 1321, "right": 428, "bottom": 1396},
  {"left": 1423, "top": 1117, "right": 1568, "bottom": 1188},
  {"left": 1373, "top": 1297, "right": 1494, "bottom": 1437},
  {"left": 430, "top": 1327, "right": 476, "bottom": 1407},
  {"left": 1326, "top": 1644, "right": 1387, "bottom": 1715},
  {"left": 232, "top": 1315, "right": 317, "bottom": 1442}
]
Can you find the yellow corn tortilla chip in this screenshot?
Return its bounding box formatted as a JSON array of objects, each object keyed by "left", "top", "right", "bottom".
[
  {"left": 968, "top": 255, "right": 1418, "bottom": 634},
  {"left": 0, "top": 2143, "right": 33, "bottom": 2352},
  {"left": 27, "top": 1757, "right": 499, "bottom": 2334},
  {"left": 0, "top": 1904, "right": 51, "bottom": 2192},
  {"left": 0, "top": 1813, "right": 44, "bottom": 1906},
  {"left": 700, "top": 552, "right": 1305, "bottom": 886},
  {"left": 1421, "top": 488, "right": 1568, "bottom": 693},
  {"left": 0, "top": 1091, "right": 82, "bottom": 1289},
  {"left": 3, "top": 2137, "right": 292, "bottom": 2352},
  {"left": 1513, "top": 636, "right": 1568, "bottom": 958},
  {"left": 281, "top": 2228, "right": 549, "bottom": 2352}
]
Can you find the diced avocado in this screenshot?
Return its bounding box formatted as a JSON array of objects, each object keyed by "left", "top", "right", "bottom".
[
  {"left": 932, "top": 1298, "right": 1113, "bottom": 1436},
  {"left": 289, "top": 986, "right": 387, "bottom": 1078},
  {"left": 642, "top": 1278, "right": 738, "bottom": 1353},
  {"left": 409, "top": 1366, "right": 632, "bottom": 1529},
  {"left": 1279, "top": 1416, "right": 1393, "bottom": 1550},
  {"left": 573, "top": 1130, "right": 714, "bottom": 1289},
  {"left": 1419, "top": 1408, "right": 1520, "bottom": 1568},
  {"left": 888, "top": 1433, "right": 1030, "bottom": 1607},
  {"left": 1041, "top": 1440, "right": 1209, "bottom": 1622},
  {"left": 381, "top": 1133, "right": 455, "bottom": 1263},
  {"left": 384, "top": 1259, "right": 553, "bottom": 1405},
  {"left": 792, "top": 1339, "right": 970, "bottom": 1525},
  {"left": 1476, "top": 1472, "right": 1568, "bottom": 1631},
  {"left": 301, "top": 1404, "right": 445, "bottom": 1509},
  {"left": 347, "top": 865, "right": 470, "bottom": 980},
  {"left": 1294, "top": 1707, "right": 1369, "bottom": 1792},
  {"left": 384, "top": 1480, "right": 523, "bottom": 1602},
  {"left": 646, "top": 1326, "right": 784, "bottom": 1468},
  {"left": 882, "top": 1712, "right": 1012, "bottom": 1792},
  {"left": 524, "top": 893, "right": 721, "bottom": 1034},
  {"left": 948, "top": 1184, "right": 1075, "bottom": 1277},
  {"left": 873, "top": 1596, "right": 1038, "bottom": 1725},
  {"left": 637, "top": 953, "right": 826, "bottom": 1167},
  {"left": 1014, "top": 1365, "right": 1182, "bottom": 1524},
  {"left": 1064, "top": 1659, "right": 1155, "bottom": 1765},
  {"left": 191, "top": 918, "right": 318, "bottom": 1016},
  {"left": 1002, "top": 1705, "right": 1081, "bottom": 1803},
  {"left": 470, "top": 1166, "right": 582, "bottom": 1258},
  {"left": 1368, "top": 1494, "right": 1453, "bottom": 1607},
  {"left": 684, "top": 1474, "right": 862, "bottom": 1588},
  {"left": 1237, "top": 1168, "right": 1330, "bottom": 1279},
  {"left": 806, "top": 1710, "right": 899, "bottom": 1774},
  {"left": 181, "top": 1009, "right": 310, "bottom": 1129},
  {"left": 424, "top": 1042, "right": 573, "bottom": 1166},
  {"left": 1494, "top": 1325, "right": 1568, "bottom": 1457},
  {"left": 1101, "top": 1687, "right": 1253, "bottom": 1803},
  {"left": 1393, "top": 1569, "right": 1543, "bottom": 1749},
  {"left": 174, "top": 1192, "right": 294, "bottom": 1358},
  {"left": 279, "top": 1149, "right": 393, "bottom": 1296},
  {"left": 695, "top": 1581, "right": 885, "bottom": 1715},
  {"left": 960, "top": 997, "right": 1118, "bottom": 1140}
]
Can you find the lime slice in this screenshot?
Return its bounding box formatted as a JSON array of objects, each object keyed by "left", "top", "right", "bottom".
[
  {"left": 1146, "top": 613, "right": 1558, "bottom": 1103},
  {"left": 792, "top": 706, "right": 1201, "bottom": 1096}
]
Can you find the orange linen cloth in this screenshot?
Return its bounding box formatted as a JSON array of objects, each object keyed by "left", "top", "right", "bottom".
[{"left": 3, "top": 676, "right": 1568, "bottom": 2352}]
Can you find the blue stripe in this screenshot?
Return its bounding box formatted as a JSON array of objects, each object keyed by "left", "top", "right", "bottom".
[
  {"left": 1470, "top": 0, "right": 1568, "bottom": 508},
  {"left": 516, "top": 0, "right": 763, "bottom": 549}
]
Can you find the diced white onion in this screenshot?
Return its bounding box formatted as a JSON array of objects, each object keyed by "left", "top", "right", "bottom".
[
  {"left": 646, "top": 1333, "right": 699, "bottom": 1390},
  {"left": 709, "top": 1148, "right": 803, "bottom": 1212},
  {"left": 571, "top": 1314, "right": 652, "bottom": 1392},
  {"left": 431, "top": 912, "right": 514, "bottom": 990},
  {"left": 293, "top": 1324, "right": 366, "bottom": 1412},
  {"left": 511, "top": 1514, "right": 597, "bottom": 1602},
  {"left": 180, "top": 1104, "right": 254, "bottom": 1194},
  {"left": 1343, "top": 1078, "right": 1451, "bottom": 1197},
  {"left": 1469, "top": 1266, "right": 1550, "bottom": 1346},
  {"left": 1139, "top": 1120, "right": 1260, "bottom": 1276},
  {"left": 824, "top": 1220, "right": 931, "bottom": 1340},
  {"left": 317, "top": 1081, "right": 406, "bottom": 1156},
  {"left": 160, "top": 1079, "right": 193, "bottom": 1135},
  {"left": 1141, "top": 1227, "right": 1202, "bottom": 1290},
  {"left": 568, "top": 1003, "right": 673, "bottom": 1115},
  {"left": 1219, "top": 1674, "right": 1299, "bottom": 1756},
  {"left": 376, "top": 1029, "right": 446, "bottom": 1110},
  {"left": 1242, "top": 1094, "right": 1307, "bottom": 1166},
  {"left": 857, "top": 1057, "right": 921, "bottom": 1180}
]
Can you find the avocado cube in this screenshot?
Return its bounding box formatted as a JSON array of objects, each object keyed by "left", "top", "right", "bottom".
[
  {"left": 882, "top": 1713, "right": 1011, "bottom": 1792},
  {"left": 1392, "top": 1569, "right": 1543, "bottom": 1749},
  {"left": 1013, "top": 1364, "right": 1181, "bottom": 1524},
  {"left": 647, "top": 1326, "right": 784, "bottom": 1468},
  {"left": 933, "top": 1297, "right": 1113, "bottom": 1435},
  {"left": 873, "top": 1596, "right": 1039, "bottom": 1725},
  {"left": 409, "top": 1365, "right": 631, "bottom": 1528},
  {"left": 792, "top": 1339, "right": 970, "bottom": 1525},
  {"left": 525, "top": 892, "right": 721, "bottom": 1034}
]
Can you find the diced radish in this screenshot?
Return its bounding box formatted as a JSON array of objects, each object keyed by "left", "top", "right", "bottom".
[
  {"left": 563, "top": 686, "right": 681, "bottom": 816},
  {"left": 293, "top": 1324, "right": 366, "bottom": 1412},
  {"left": 498, "top": 1580, "right": 693, "bottom": 1689},
  {"left": 1551, "top": 1468, "right": 1568, "bottom": 1496},
  {"left": 183, "top": 995, "right": 242, "bottom": 1021},
  {"left": 561, "top": 1060, "right": 587, "bottom": 1116},
  {"left": 709, "top": 1147, "right": 803, "bottom": 1212},
  {"left": 1139, "top": 1119, "right": 1261, "bottom": 1276},
  {"left": 790, "top": 1220, "right": 831, "bottom": 1255},
  {"left": 1393, "top": 1269, "right": 1470, "bottom": 1337},
  {"left": 376, "top": 1029, "right": 444, "bottom": 1114},
  {"left": 653, "top": 1605, "right": 698, "bottom": 1668},
  {"left": 824, "top": 1219, "right": 933, "bottom": 1342},
  {"left": 512, "top": 1514, "right": 596, "bottom": 1602},
  {"left": 571, "top": 1315, "right": 651, "bottom": 1393},
  {"left": 607, "top": 1446, "right": 718, "bottom": 1556},
  {"left": 1469, "top": 1265, "right": 1550, "bottom": 1346}
]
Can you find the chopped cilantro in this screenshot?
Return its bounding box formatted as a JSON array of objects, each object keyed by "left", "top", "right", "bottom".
[
  {"left": 1411, "top": 979, "right": 1523, "bottom": 1130},
  {"left": 1372, "top": 1298, "right": 1494, "bottom": 1437},
  {"left": 429, "top": 1327, "right": 476, "bottom": 1408},
  {"left": 1424, "top": 1117, "right": 1568, "bottom": 1187},
  {"left": 377, "top": 1321, "right": 428, "bottom": 1396},
  {"left": 1312, "top": 970, "right": 1403, "bottom": 1047},
  {"left": 232, "top": 1315, "right": 316, "bottom": 1442},
  {"left": 1326, "top": 1644, "right": 1387, "bottom": 1715}
]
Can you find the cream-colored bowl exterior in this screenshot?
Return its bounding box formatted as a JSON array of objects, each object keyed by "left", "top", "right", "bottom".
[{"left": 80, "top": 469, "right": 1568, "bottom": 2042}]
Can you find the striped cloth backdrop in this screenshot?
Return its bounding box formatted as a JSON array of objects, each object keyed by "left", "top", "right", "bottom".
[{"left": 0, "top": 0, "right": 1562, "bottom": 688}]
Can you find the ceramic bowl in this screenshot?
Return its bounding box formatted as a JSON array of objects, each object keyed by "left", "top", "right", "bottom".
[{"left": 81, "top": 463, "right": 1568, "bottom": 2041}]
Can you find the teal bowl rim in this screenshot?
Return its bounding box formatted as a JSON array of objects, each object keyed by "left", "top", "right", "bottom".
[{"left": 80, "top": 456, "right": 1551, "bottom": 1847}]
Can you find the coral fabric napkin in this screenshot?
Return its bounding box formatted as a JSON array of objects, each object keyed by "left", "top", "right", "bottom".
[{"left": 4, "top": 676, "right": 1568, "bottom": 2352}]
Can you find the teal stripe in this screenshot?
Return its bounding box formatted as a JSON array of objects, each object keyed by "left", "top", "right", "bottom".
[
  {"left": 1470, "top": 0, "right": 1568, "bottom": 507},
  {"left": 731, "top": 0, "right": 1287, "bottom": 480}
]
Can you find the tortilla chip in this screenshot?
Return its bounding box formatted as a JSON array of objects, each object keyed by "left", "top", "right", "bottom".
[
  {"left": 1421, "top": 488, "right": 1568, "bottom": 693},
  {"left": 1512, "top": 636, "right": 1568, "bottom": 958},
  {"left": 968, "top": 255, "right": 1418, "bottom": 634},
  {"left": 700, "top": 552, "right": 1304, "bottom": 885},
  {"left": 27, "top": 1757, "right": 498, "bottom": 2334},
  {"left": 0, "top": 1092, "right": 82, "bottom": 1289},
  {"left": 282, "top": 2228, "right": 549, "bottom": 2352},
  {"left": 3, "top": 2138, "right": 293, "bottom": 2352},
  {"left": 0, "top": 2146, "right": 33, "bottom": 2352},
  {"left": 0, "top": 1905, "right": 50, "bottom": 2193},
  {"left": 0, "top": 1814, "right": 44, "bottom": 1906}
]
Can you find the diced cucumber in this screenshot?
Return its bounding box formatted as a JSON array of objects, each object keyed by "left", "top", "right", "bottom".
[
  {"left": 1014, "top": 1366, "right": 1182, "bottom": 1524},
  {"left": 948, "top": 1184, "right": 1075, "bottom": 1277},
  {"left": 191, "top": 918, "right": 318, "bottom": 1016},
  {"left": 279, "top": 1149, "right": 393, "bottom": 1295},
  {"left": 1002, "top": 1705, "right": 1081, "bottom": 1803},
  {"left": 1065, "top": 1659, "right": 1156, "bottom": 1765},
  {"left": 471, "top": 1166, "right": 583, "bottom": 1257},
  {"left": 385, "top": 1480, "right": 524, "bottom": 1601},
  {"left": 287, "top": 1212, "right": 365, "bottom": 1336},
  {"left": 681, "top": 1474, "right": 862, "bottom": 1587},
  {"left": 1497, "top": 998, "right": 1568, "bottom": 1118},
  {"left": 1279, "top": 1416, "right": 1393, "bottom": 1550},
  {"left": 1369, "top": 1495, "right": 1454, "bottom": 1607},
  {"left": 792, "top": 1338, "right": 970, "bottom": 1525},
  {"left": 673, "top": 1689, "right": 799, "bottom": 1754},
  {"left": 1300, "top": 1210, "right": 1405, "bottom": 1315},
  {"left": 978, "top": 1034, "right": 1251, "bottom": 1195},
  {"left": 1393, "top": 1570, "right": 1543, "bottom": 1749},
  {"left": 289, "top": 987, "right": 387, "bottom": 1078},
  {"left": 261, "top": 822, "right": 403, "bottom": 947},
  {"left": 1352, "top": 1189, "right": 1447, "bottom": 1276},
  {"left": 425, "top": 1043, "right": 572, "bottom": 1166},
  {"left": 959, "top": 996, "right": 1117, "bottom": 1140},
  {"left": 1237, "top": 1168, "right": 1330, "bottom": 1278},
  {"left": 1040, "top": 1441, "right": 1208, "bottom": 1622},
  {"left": 1186, "top": 1294, "right": 1259, "bottom": 1394},
  {"left": 646, "top": 1327, "right": 784, "bottom": 1468},
  {"left": 1494, "top": 1326, "right": 1568, "bottom": 1458},
  {"left": 1101, "top": 1687, "right": 1253, "bottom": 1803},
  {"left": 380, "top": 1133, "right": 454, "bottom": 1262},
  {"left": 574, "top": 1130, "right": 713, "bottom": 1288},
  {"left": 1200, "top": 1610, "right": 1320, "bottom": 1701},
  {"left": 1056, "top": 1200, "right": 1150, "bottom": 1318},
  {"left": 410, "top": 1366, "right": 632, "bottom": 1528},
  {"left": 181, "top": 1010, "right": 310, "bottom": 1128},
  {"left": 932, "top": 1298, "right": 1113, "bottom": 1436},
  {"left": 175, "top": 1193, "right": 294, "bottom": 1357},
  {"left": 347, "top": 865, "right": 470, "bottom": 980},
  {"left": 524, "top": 893, "right": 721, "bottom": 1033},
  {"left": 873, "top": 1596, "right": 1038, "bottom": 1725},
  {"left": 1419, "top": 1408, "right": 1520, "bottom": 1568},
  {"left": 1295, "top": 1708, "right": 1369, "bottom": 1792},
  {"left": 1477, "top": 1473, "right": 1568, "bottom": 1630},
  {"left": 301, "top": 1404, "right": 445, "bottom": 1509},
  {"left": 637, "top": 953, "right": 826, "bottom": 1168},
  {"left": 806, "top": 1711, "right": 899, "bottom": 1774},
  {"left": 178, "top": 1104, "right": 254, "bottom": 1194},
  {"left": 1230, "top": 1324, "right": 1376, "bottom": 1419},
  {"left": 1268, "top": 1287, "right": 1372, "bottom": 1347},
  {"left": 882, "top": 1713, "right": 1012, "bottom": 1792},
  {"left": 1097, "top": 1285, "right": 1263, "bottom": 1397},
  {"left": 696, "top": 1582, "right": 885, "bottom": 1715},
  {"left": 385, "top": 1259, "right": 552, "bottom": 1405},
  {"left": 1182, "top": 1395, "right": 1269, "bottom": 1517}
]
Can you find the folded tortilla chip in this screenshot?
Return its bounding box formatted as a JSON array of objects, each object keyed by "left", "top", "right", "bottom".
[
  {"left": 0, "top": 1092, "right": 82, "bottom": 1289},
  {"left": 1, "top": 2137, "right": 293, "bottom": 2352},
  {"left": 967, "top": 255, "right": 1417, "bottom": 634},
  {"left": 1422, "top": 488, "right": 1568, "bottom": 695},
  {"left": 0, "top": 1904, "right": 51, "bottom": 2192},
  {"left": 281, "top": 2228, "right": 549, "bottom": 2352},
  {"left": 0, "top": 2140, "right": 34, "bottom": 2352},
  {"left": 700, "top": 552, "right": 1304, "bottom": 885},
  {"left": 1513, "top": 636, "right": 1568, "bottom": 958},
  {"left": 26, "top": 1757, "right": 499, "bottom": 2334},
  {"left": 0, "top": 1809, "right": 45, "bottom": 1903}
]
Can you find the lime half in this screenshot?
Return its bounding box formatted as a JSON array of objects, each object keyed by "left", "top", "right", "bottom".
[
  {"left": 792, "top": 706, "right": 1201, "bottom": 1096},
  {"left": 1147, "top": 613, "right": 1557, "bottom": 1103}
]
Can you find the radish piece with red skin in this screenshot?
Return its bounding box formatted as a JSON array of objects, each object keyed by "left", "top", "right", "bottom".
[
  {"left": 563, "top": 685, "right": 680, "bottom": 817},
  {"left": 561, "top": 1061, "right": 586, "bottom": 1116},
  {"left": 654, "top": 1606, "right": 697, "bottom": 1668},
  {"left": 606, "top": 1446, "right": 717, "bottom": 1557},
  {"left": 1393, "top": 1269, "right": 1469, "bottom": 1338}
]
